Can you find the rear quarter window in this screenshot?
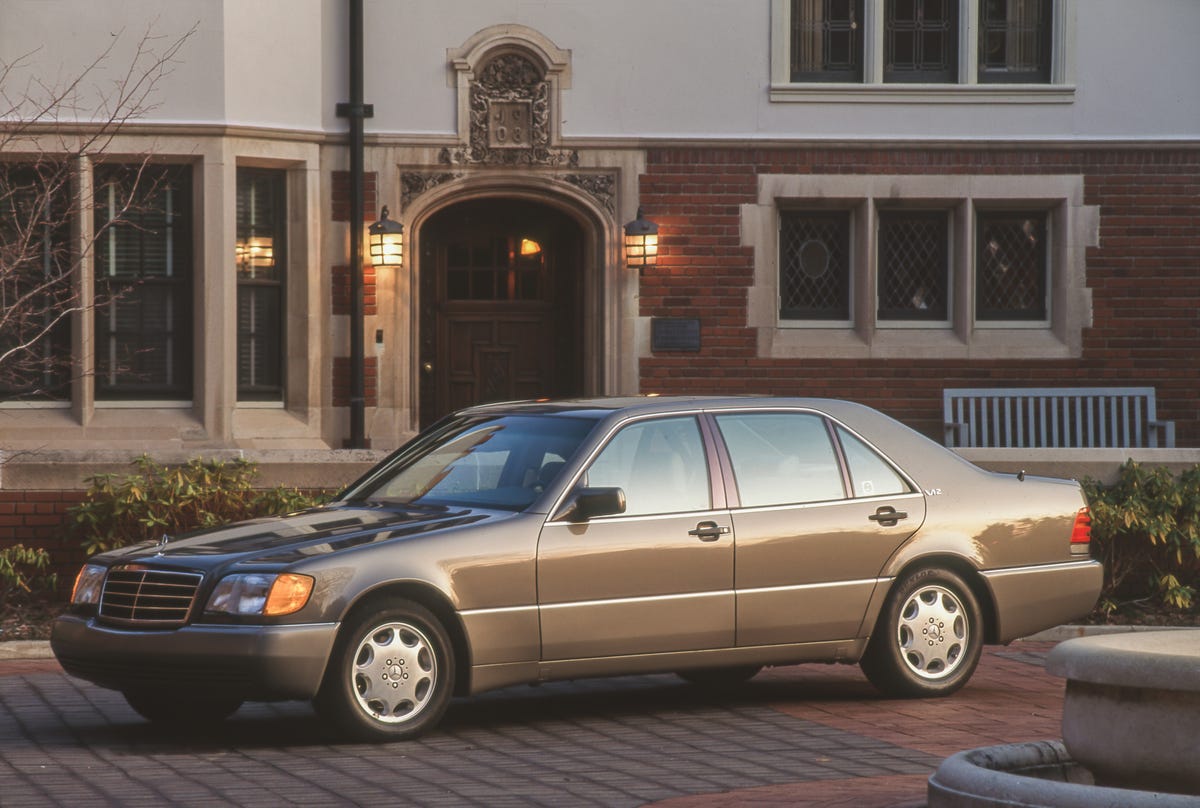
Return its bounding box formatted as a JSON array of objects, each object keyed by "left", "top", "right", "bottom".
[{"left": 836, "top": 425, "right": 912, "bottom": 498}]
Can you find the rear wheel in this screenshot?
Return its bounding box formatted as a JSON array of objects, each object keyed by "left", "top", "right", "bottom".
[
  {"left": 123, "top": 691, "right": 243, "bottom": 725},
  {"left": 860, "top": 567, "right": 983, "bottom": 698},
  {"left": 676, "top": 665, "right": 762, "bottom": 689},
  {"left": 314, "top": 600, "right": 455, "bottom": 742}
]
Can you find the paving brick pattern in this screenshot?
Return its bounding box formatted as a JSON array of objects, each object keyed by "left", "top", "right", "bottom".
[{"left": 0, "top": 644, "right": 1062, "bottom": 807}]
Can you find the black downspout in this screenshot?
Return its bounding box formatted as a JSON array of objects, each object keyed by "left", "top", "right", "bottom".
[{"left": 337, "top": 0, "right": 372, "bottom": 448}]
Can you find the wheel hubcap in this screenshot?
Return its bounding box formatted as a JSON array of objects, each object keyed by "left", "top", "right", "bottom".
[
  {"left": 896, "top": 585, "right": 968, "bottom": 680},
  {"left": 350, "top": 621, "right": 437, "bottom": 724}
]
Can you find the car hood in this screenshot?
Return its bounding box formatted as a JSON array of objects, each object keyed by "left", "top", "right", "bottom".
[{"left": 96, "top": 502, "right": 497, "bottom": 569}]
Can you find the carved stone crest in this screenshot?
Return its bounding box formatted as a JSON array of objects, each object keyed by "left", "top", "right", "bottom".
[{"left": 440, "top": 53, "right": 578, "bottom": 167}]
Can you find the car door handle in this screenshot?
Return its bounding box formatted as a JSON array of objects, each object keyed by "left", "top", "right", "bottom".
[
  {"left": 868, "top": 506, "right": 908, "bottom": 527},
  {"left": 688, "top": 521, "right": 730, "bottom": 542}
]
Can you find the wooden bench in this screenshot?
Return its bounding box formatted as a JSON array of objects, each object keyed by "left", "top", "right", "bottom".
[{"left": 943, "top": 387, "right": 1176, "bottom": 449}]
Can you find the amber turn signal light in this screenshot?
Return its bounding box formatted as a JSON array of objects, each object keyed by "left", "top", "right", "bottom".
[{"left": 264, "top": 573, "right": 315, "bottom": 616}]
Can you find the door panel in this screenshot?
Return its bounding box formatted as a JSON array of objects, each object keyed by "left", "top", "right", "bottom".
[
  {"left": 733, "top": 496, "right": 924, "bottom": 646},
  {"left": 537, "top": 513, "right": 734, "bottom": 659},
  {"left": 419, "top": 199, "right": 584, "bottom": 427},
  {"left": 710, "top": 410, "right": 926, "bottom": 647},
  {"left": 537, "top": 415, "right": 735, "bottom": 661}
]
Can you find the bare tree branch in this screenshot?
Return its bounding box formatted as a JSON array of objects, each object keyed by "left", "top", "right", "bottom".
[{"left": 0, "top": 21, "right": 196, "bottom": 398}]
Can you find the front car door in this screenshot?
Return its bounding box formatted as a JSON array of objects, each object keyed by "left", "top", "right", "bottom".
[
  {"left": 536, "top": 414, "right": 734, "bottom": 660},
  {"left": 711, "top": 410, "right": 926, "bottom": 647}
]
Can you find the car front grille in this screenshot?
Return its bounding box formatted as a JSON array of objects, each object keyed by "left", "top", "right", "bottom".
[{"left": 98, "top": 567, "right": 203, "bottom": 626}]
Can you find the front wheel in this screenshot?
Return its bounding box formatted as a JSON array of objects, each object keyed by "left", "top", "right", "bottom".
[
  {"left": 860, "top": 567, "right": 983, "bottom": 698},
  {"left": 314, "top": 600, "right": 455, "bottom": 742}
]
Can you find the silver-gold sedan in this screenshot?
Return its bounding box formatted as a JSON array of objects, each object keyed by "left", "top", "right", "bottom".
[{"left": 52, "top": 397, "right": 1102, "bottom": 740}]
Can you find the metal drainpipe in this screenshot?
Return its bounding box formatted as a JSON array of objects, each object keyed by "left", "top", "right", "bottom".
[{"left": 338, "top": 0, "right": 370, "bottom": 448}]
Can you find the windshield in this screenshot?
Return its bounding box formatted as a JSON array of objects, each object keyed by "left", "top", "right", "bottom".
[{"left": 352, "top": 414, "right": 599, "bottom": 511}]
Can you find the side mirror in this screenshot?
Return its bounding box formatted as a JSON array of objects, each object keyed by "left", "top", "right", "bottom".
[{"left": 554, "top": 487, "right": 626, "bottom": 523}]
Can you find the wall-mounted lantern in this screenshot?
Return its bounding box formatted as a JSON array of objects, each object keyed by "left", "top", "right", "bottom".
[
  {"left": 623, "top": 207, "right": 658, "bottom": 274},
  {"left": 235, "top": 236, "right": 274, "bottom": 275},
  {"left": 368, "top": 206, "right": 404, "bottom": 267}
]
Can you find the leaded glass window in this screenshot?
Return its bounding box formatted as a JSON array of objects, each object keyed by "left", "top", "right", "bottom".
[
  {"left": 978, "top": 0, "right": 1052, "bottom": 83},
  {"left": 790, "top": 0, "right": 865, "bottom": 82},
  {"left": 976, "top": 211, "right": 1047, "bottom": 320},
  {"left": 884, "top": 0, "right": 959, "bottom": 83},
  {"left": 236, "top": 168, "right": 286, "bottom": 401},
  {"left": 780, "top": 211, "right": 851, "bottom": 320},
  {"left": 94, "top": 164, "right": 193, "bottom": 399},
  {"left": 877, "top": 211, "right": 949, "bottom": 321}
]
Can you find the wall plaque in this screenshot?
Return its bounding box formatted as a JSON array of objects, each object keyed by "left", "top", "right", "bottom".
[{"left": 651, "top": 318, "right": 701, "bottom": 353}]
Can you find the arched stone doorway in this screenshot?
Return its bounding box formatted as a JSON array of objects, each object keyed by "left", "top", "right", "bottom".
[{"left": 417, "top": 197, "right": 586, "bottom": 426}]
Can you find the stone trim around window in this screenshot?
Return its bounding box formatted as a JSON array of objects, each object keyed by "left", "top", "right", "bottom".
[
  {"left": 769, "top": 0, "right": 1076, "bottom": 104},
  {"left": 742, "top": 173, "right": 1097, "bottom": 360}
]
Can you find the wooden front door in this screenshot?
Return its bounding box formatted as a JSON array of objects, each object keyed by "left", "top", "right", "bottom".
[{"left": 419, "top": 199, "right": 584, "bottom": 427}]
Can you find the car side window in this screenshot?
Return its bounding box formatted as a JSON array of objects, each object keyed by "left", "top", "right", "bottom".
[
  {"left": 585, "top": 416, "right": 710, "bottom": 516},
  {"left": 836, "top": 426, "right": 912, "bottom": 498},
  {"left": 715, "top": 412, "right": 845, "bottom": 507}
]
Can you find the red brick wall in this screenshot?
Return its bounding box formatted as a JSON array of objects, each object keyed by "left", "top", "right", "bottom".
[
  {"left": 331, "top": 170, "right": 377, "bottom": 222},
  {"left": 331, "top": 264, "right": 377, "bottom": 316},
  {"left": 637, "top": 145, "right": 1200, "bottom": 444},
  {"left": 332, "top": 356, "right": 378, "bottom": 408},
  {"left": 331, "top": 168, "right": 380, "bottom": 430},
  {"left": 0, "top": 491, "right": 86, "bottom": 593}
]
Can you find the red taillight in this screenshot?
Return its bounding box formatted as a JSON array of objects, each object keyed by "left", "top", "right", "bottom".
[{"left": 1070, "top": 507, "right": 1092, "bottom": 545}]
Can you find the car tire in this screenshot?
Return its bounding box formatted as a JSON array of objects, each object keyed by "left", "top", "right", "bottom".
[
  {"left": 123, "top": 690, "right": 243, "bottom": 724},
  {"left": 860, "top": 567, "right": 983, "bottom": 698},
  {"left": 676, "top": 665, "right": 762, "bottom": 689},
  {"left": 314, "top": 600, "right": 455, "bottom": 742}
]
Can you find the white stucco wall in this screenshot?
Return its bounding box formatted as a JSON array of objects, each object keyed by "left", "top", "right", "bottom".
[{"left": 2, "top": 0, "right": 1198, "bottom": 139}]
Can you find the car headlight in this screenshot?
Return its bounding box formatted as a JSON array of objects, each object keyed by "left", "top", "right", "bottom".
[
  {"left": 205, "top": 573, "right": 314, "bottom": 617},
  {"left": 71, "top": 564, "right": 107, "bottom": 606}
]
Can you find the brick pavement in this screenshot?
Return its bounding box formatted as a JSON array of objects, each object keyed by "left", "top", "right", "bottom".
[{"left": 0, "top": 643, "right": 1063, "bottom": 807}]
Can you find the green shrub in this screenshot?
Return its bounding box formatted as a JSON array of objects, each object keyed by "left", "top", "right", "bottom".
[
  {"left": 1083, "top": 461, "right": 1200, "bottom": 612},
  {"left": 70, "top": 455, "right": 331, "bottom": 556},
  {"left": 0, "top": 544, "right": 57, "bottom": 607}
]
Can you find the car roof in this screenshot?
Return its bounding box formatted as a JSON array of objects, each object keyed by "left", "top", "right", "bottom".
[
  {"left": 456, "top": 396, "right": 987, "bottom": 487},
  {"left": 459, "top": 395, "right": 792, "bottom": 418}
]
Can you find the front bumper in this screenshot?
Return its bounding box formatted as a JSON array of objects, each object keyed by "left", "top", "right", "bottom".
[{"left": 51, "top": 614, "right": 339, "bottom": 701}]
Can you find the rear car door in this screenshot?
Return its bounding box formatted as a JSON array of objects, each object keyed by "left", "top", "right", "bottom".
[
  {"left": 711, "top": 410, "right": 926, "bottom": 646},
  {"left": 536, "top": 414, "right": 734, "bottom": 660}
]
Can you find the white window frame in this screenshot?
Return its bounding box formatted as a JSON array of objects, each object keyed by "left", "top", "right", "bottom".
[
  {"left": 744, "top": 173, "right": 1097, "bottom": 360},
  {"left": 769, "top": 0, "right": 1076, "bottom": 103}
]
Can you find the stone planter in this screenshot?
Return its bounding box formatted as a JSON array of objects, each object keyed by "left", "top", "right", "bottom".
[
  {"left": 1045, "top": 629, "right": 1200, "bottom": 795},
  {"left": 928, "top": 629, "right": 1200, "bottom": 806}
]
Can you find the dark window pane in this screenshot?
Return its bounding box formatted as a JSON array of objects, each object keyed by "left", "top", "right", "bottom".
[
  {"left": 976, "top": 211, "right": 1048, "bottom": 320},
  {"left": 94, "top": 164, "right": 193, "bottom": 399},
  {"left": 978, "top": 0, "right": 1052, "bottom": 83},
  {"left": 790, "top": 0, "right": 865, "bottom": 82},
  {"left": 877, "top": 211, "right": 949, "bottom": 321},
  {"left": 236, "top": 168, "right": 286, "bottom": 400},
  {"left": 884, "top": 0, "right": 959, "bottom": 83},
  {"left": 779, "top": 211, "right": 851, "bottom": 320},
  {"left": 0, "top": 163, "right": 72, "bottom": 399}
]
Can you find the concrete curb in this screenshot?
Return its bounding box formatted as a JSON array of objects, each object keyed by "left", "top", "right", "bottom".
[{"left": 0, "top": 640, "right": 54, "bottom": 660}]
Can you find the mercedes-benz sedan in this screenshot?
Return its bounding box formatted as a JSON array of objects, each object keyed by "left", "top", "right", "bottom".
[{"left": 52, "top": 397, "right": 1102, "bottom": 740}]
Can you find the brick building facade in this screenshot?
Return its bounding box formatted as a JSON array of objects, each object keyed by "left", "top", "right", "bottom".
[{"left": 2, "top": 2, "right": 1198, "bottom": 577}]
